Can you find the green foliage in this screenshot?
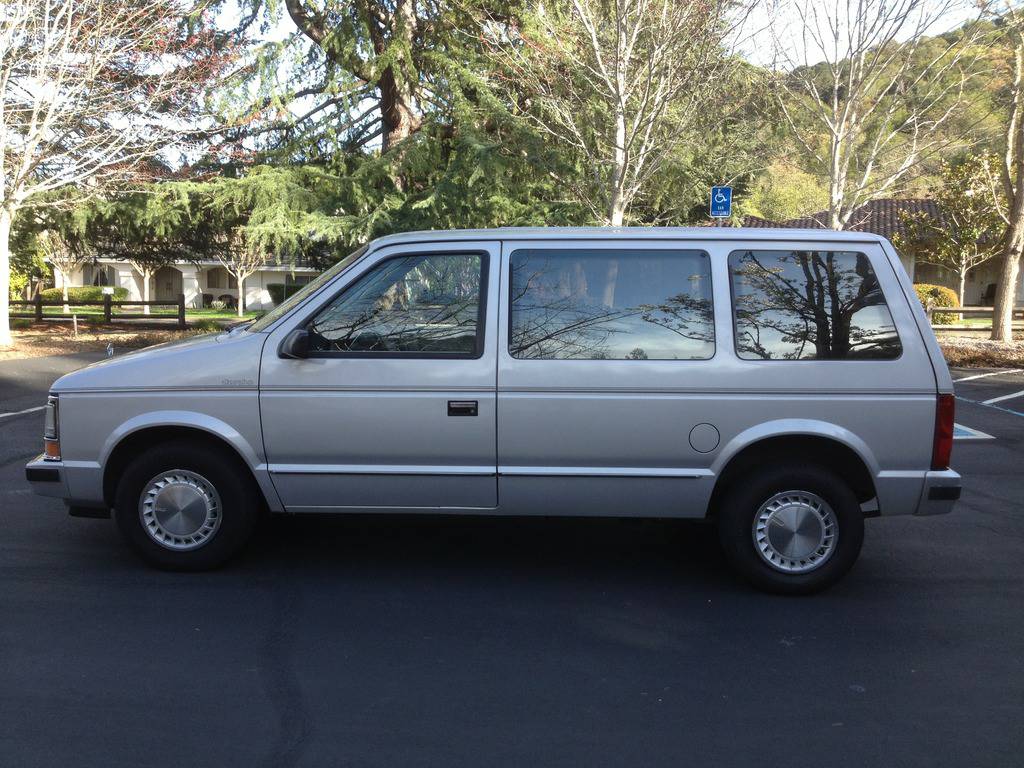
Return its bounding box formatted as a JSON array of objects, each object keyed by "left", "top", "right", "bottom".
[
  {"left": 40, "top": 286, "right": 128, "bottom": 302},
  {"left": 742, "top": 162, "right": 829, "bottom": 221},
  {"left": 9, "top": 270, "right": 30, "bottom": 300},
  {"left": 191, "top": 318, "right": 222, "bottom": 333},
  {"left": 914, "top": 284, "right": 960, "bottom": 324}
]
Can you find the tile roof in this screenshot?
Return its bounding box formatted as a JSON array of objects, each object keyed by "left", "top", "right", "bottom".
[{"left": 736, "top": 199, "right": 940, "bottom": 239}]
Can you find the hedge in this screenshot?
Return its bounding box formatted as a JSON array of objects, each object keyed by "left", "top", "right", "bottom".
[
  {"left": 40, "top": 285, "right": 129, "bottom": 302},
  {"left": 267, "top": 283, "right": 306, "bottom": 305},
  {"left": 914, "top": 283, "right": 959, "bottom": 324}
]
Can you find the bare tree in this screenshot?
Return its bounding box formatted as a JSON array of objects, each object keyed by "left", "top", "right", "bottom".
[
  {"left": 773, "top": 0, "right": 984, "bottom": 230},
  {"left": 894, "top": 156, "right": 1003, "bottom": 305},
  {"left": 216, "top": 230, "right": 265, "bottom": 317},
  {"left": 38, "top": 230, "right": 87, "bottom": 313},
  {"left": 0, "top": 0, "right": 232, "bottom": 346},
  {"left": 127, "top": 260, "right": 158, "bottom": 316},
  {"left": 986, "top": 2, "right": 1024, "bottom": 341},
  {"left": 488, "top": 0, "right": 753, "bottom": 225}
]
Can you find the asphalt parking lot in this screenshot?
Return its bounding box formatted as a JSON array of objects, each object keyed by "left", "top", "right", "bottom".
[{"left": 1, "top": 357, "right": 1022, "bottom": 767}]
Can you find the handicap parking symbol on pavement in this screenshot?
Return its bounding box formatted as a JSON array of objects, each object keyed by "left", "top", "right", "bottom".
[{"left": 953, "top": 423, "right": 994, "bottom": 440}]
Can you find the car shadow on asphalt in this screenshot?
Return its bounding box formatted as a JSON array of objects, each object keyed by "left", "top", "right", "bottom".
[{"left": 239, "top": 513, "right": 741, "bottom": 588}]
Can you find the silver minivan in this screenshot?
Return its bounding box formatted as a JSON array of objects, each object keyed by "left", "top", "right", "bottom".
[{"left": 25, "top": 228, "right": 961, "bottom": 593}]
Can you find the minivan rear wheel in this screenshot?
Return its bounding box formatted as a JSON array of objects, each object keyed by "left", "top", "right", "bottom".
[
  {"left": 114, "top": 440, "right": 259, "bottom": 570},
  {"left": 717, "top": 463, "right": 864, "bottom": 594}
]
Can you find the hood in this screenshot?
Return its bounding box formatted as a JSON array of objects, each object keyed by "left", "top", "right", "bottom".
[{"left": 51, "top": 329, "right": 268, "bottom": 393}]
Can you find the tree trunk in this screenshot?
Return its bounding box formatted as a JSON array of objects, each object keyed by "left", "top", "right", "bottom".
[
  {"left": 608, "top": 195, "right": 626, "bottom": 227},
  {"left": 0, "top": 207, "right": 13, "bottom": 347},
  {"left": 379, "top": 0, "right": 421, "bottom": 157},
  {"left": 62, "top": 282, "right": 70, "bottom": 314},
  {"left": 608, "top": 100, "right": 627, "bottom": 226},
  {"left": 237, "top": 275, "right": 245, "bottom": 317},
  {"left": 958, "top": 269, "right": 966, "bottom": 309},
  {"left": 380, "top": 69, "right": 421, "bottom": 154},
  {"left": 991, "top": 230, "right": 1023, "bottom": 341},
  {"left": 142, "top": 270, "right": 151, "bottom": 315}
]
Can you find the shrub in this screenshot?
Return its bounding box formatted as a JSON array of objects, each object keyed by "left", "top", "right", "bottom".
[
  {"left": 40, "top": 285, "right": 128, "bottom": 302},
  {"left": 211, "top": 299, "right": 226, "bottom": 310},
  {"left": 267, "top": 283, "right": 306, "bottom": 305},
  {"left": 191, "top": 318, "right": 221, "bottom": 333},
  {"left": 914, "top": 283, "right": 959, "bottom": 324},
  {"left": 9, "top": 270, "right": 30, "bottom": 300}
]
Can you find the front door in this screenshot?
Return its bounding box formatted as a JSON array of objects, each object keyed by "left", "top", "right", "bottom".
[{"left": 260, "top": 241, "right": 499, "bottom": 512}]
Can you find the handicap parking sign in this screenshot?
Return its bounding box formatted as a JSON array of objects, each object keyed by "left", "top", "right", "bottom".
[{"left": 710, "top": 186, "right": 732, "bottom": 218}]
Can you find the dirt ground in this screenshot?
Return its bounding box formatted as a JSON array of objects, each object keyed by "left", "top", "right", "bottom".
[
  {"left": 0, "top": 323, "right": 203, "bottom": 361},
  {"left": 937, "top": 333, "right": 1024, "bottom": 368}
]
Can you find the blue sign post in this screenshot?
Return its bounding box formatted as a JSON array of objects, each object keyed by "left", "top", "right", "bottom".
[{"left": 710, "top": 186, "right": 732, "bottom": 218}]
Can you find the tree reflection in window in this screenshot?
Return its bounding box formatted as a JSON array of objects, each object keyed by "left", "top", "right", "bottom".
[
  {"left": 729, "top": 250, "right": 902, "bottom": 360},
  {"left": 509, "top": 249, "right": 714, "bottom": 360},
  {"left": 309, "top": 254, "right": 482, "bottom": 354}
]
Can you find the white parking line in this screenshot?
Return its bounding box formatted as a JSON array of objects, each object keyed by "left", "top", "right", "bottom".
[
  {"left": 0, "top": 405, "right": 45, "bottom": 421},
  {"left": 954, "top": 369, "right": 1022, "bottom": 383},
  {"left": 982, "top": 389, "right": 1024, "bottom": 405}
]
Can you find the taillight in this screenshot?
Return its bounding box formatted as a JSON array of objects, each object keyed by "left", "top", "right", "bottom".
[{"left": 931, "top": 393, "right": 955, "bottom": 470}]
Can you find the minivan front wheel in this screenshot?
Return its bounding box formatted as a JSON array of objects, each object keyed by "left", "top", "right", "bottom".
[
  {"left": 114, "top": 440, "right": 259, "bottom": 570},
  {"left": 717, "top": 464, "right": 864, "bottom": 594}
]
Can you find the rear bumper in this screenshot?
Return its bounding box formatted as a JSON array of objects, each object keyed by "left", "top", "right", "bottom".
[{"left": 914, "top": 469, "right": 961, "bottom": 516}]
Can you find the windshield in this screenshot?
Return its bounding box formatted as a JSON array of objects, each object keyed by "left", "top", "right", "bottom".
[{"left": 248, "top": 245, "right": 369, "bottom": 333}]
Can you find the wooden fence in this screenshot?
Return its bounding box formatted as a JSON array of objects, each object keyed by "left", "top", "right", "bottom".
[
  {"left": 11, "top": 293, "right": 187, "bottom": 329},
  {"left": 925, "top": 305, "right": 1024, "bottom": 324}
]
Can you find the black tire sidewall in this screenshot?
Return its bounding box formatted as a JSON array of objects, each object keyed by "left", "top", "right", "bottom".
[
  {"left": 114, "top": 440, "right": 259, "bottom": 570},
  {"left": 717, "top": 464, "right": 865, "bottom": 594}
]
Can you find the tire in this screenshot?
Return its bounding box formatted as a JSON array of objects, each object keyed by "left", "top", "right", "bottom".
[
  {"left": 114, "top": 440, "right": 260, "bottom": 570},
  {"left": 716, "top": 463, "right": 864, "bottom": 595}
]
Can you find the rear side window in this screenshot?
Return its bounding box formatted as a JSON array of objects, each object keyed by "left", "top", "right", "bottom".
[
  {"left": 509, "top": 248, "right": 714, "bottom": 360},
  {"left": 728, "top": 250, "right": 901, "bottom": 360}
]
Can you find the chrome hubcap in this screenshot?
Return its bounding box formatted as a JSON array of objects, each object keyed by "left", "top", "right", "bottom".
[
  {"left": 753, "top": 490, "right": 837, "bottom": 574},
  {"left": 139, "top": 470, "right": 221, "bottom": 551}
]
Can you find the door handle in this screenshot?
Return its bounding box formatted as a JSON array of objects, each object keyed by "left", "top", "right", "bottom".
[{"left": 447, "top": 400, "right": 478, "bottom": 417}]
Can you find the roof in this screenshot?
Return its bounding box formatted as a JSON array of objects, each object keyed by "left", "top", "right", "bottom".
[
  {"left": 738, "top": 199, "right": 939, "bottom": 240},
  {"left": 93, "top": 256, "right": 320, "bottom": 271},
  {"left": 368, "top": 226, "right": 890, "bottom": 248}
]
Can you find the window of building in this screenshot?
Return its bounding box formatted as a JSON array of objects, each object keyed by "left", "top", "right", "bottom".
[
  {"left": 728, "top": 249, "right": 902, "bottom": 360},
  {"left": 307, "top": 253, "right": 484, "bottom": 355},
  {"left": 508, "top": 248, "right": 714, "bottom": 360}
]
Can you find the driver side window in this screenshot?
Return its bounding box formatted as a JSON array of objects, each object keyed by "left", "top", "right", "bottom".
[{"left": 307, "top": 253, "right": 484, "bottom": 356}]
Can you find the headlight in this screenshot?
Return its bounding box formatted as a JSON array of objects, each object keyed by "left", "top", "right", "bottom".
[{"left": 43, "top": 395, "right": 60, "bottom": 460}]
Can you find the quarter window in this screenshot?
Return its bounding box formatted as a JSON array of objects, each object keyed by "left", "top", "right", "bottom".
[
  {"left": 509, "top": 249, "right": 714, "bottom": 360},
  {"left": 308, "top": 253, "right": 483, "bottom": 355},
  {"left": 728, "top": 250, "right": 901, "bottom": 360}
]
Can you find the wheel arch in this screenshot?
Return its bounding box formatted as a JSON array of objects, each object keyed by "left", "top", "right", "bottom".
[
  {"left": 100, "top": 414, "right": 281, "bottom": 511},
  {"left": 708, "top": 421, "right": 879, "bottom": 518}
]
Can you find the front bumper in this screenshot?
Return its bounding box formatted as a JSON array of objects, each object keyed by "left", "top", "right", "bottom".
[
  {"left": 25, "top": 455, "right": 71, "bottom": 499},
  {"left": 914, "top": 469, "right": 962, "bottom": 516}
]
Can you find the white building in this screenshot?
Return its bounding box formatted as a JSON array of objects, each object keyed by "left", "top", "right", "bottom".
[{"left": 54, "top": 257, "right": 320, "bottom": 311}]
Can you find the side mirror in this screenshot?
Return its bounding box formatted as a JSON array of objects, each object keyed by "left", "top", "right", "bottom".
[{"left": 278, "top": 328, "right": 309, "bottom": 359}]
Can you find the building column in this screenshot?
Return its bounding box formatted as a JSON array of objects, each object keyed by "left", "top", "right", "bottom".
[
  {"left": 178, "top": 264, "right": 201, "bottom": 309},
  {"left": 117, "top": 268, "right": 141, "bottom": 301}
]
